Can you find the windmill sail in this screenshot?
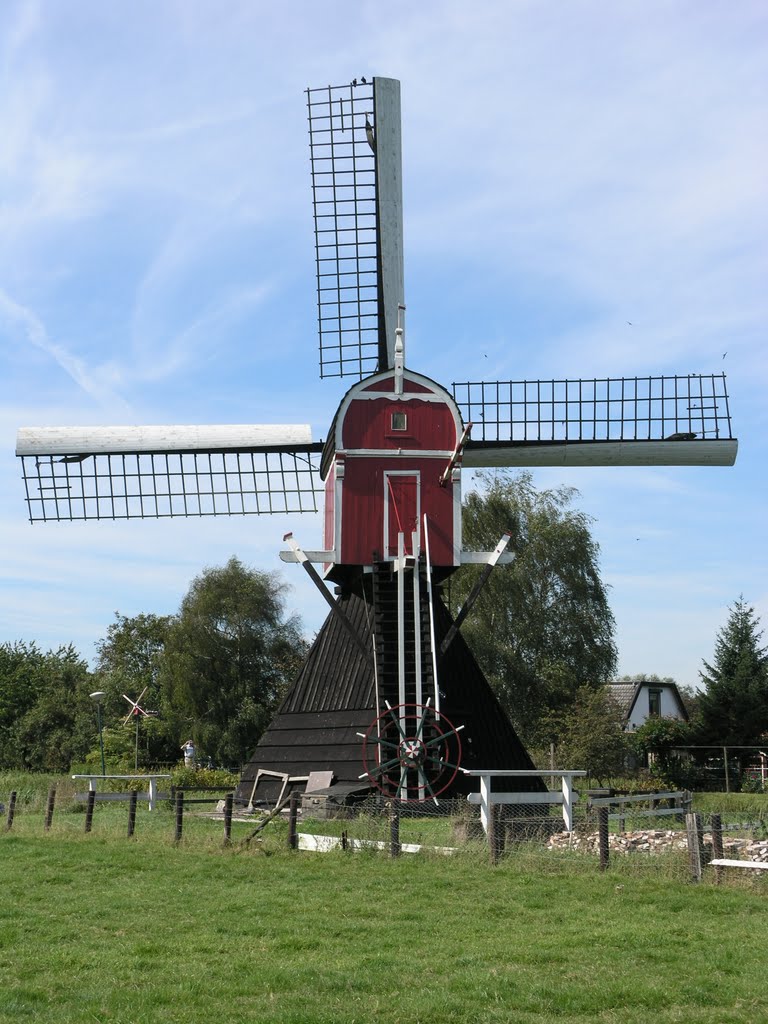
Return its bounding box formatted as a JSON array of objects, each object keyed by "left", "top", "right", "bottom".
[
  {"left": 16, "top": 424, "right": 322, "bottom": 523},
  {"left": 454, "top": 373, "right": 737, "bottom": 467},
  {"left": 307, "top": 77, "right": 403, "bottom": 379}
]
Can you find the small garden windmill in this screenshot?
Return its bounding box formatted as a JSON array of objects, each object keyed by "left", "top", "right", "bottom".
[
  {"left": 122, "top": 687, "right": 157, "bottom": 771},
  {"left": 16, "top": 78, "right": 737, "bottom": 804}
]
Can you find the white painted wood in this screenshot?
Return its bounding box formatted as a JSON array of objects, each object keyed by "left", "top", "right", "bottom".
[
  {"left": 423, "top": 515, "right": 440, "bottom": 714},
  {"left": 297, "top": 833, "right": 456, "bottom": 856},
  {"left": 562, "top": 774, "right": 574, "bottom": 831},
  {"left": 397, "top": 532, "right": 406, "bottom": 711},
  {"left": 463, "top": 439, "right": 738, "bottom": 468},
  {"left": 468, "top": 791, "right": 571, "bottom": 805},
  {"left": 17, "top": 424, "right": 313, "bottom": 456},
  {"left": 412, "top": 533, "right": 422, "bottom": 707},
  {"left": 71, "top": 773, "right": 170, "bottom": 812},
  {"left": 373, "top": 77, "right": 404, "bottom": 371},
  {"left": 479, "top": 774, "right": 491, "bottom": 833},
  {"left": 709, "top": 859, "right": 768, "bottom": 871},
  {"left": 279, "top": 550, "right": 336, "bottom": 563},
  {"left": 465, "top": 769, "right": 586, "bottom": 834}
]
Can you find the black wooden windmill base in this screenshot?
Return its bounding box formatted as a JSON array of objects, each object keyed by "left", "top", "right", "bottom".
[{"left": 235, "top": 570, "right": 546, "bottom": 808}]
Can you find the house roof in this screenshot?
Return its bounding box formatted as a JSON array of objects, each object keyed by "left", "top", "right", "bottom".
[{"left": 607, "top": 681, "right": 689, "bottom": 726}]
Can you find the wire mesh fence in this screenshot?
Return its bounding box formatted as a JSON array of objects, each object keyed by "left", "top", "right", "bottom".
[{"left": 3, "top": 777, "right": 766, "bottom": 882}]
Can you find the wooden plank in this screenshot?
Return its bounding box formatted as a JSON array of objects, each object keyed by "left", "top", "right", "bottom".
[
  {"left": 607, "top": 807, "right": 684, "bottom": 820},
  {"left": 709, "top": 859, "right": 768, "bottom": 871},
  {"left": 589, "top": 791, "right": 684, "bottom": 807},
  {"left": 17, "top": 424, "right": 313, "bottom": 456},
  {"left": 468, "top": 791, "right": 575, "bottom": 806},
  {"left": 75, "top": 792, "right": 168, "bottom": 803}
]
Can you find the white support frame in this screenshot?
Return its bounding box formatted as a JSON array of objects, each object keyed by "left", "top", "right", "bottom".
[
  {"left": 71, "top": 773, "right": 171, "bottom": 812},
  {"left": 463, "top": 769, "right": 587, "bottom": 833}
]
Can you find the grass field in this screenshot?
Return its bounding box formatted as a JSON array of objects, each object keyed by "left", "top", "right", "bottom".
[{"left": 1, "top": 792, "right": 767, "bottom": 1024}]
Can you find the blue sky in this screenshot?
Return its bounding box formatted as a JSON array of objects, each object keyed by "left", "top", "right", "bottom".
[{"left": 1, "top": 0, "right": 766, "bottom": 688}]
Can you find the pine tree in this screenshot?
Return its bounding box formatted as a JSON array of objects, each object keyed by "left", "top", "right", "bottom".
[{"left": 697, "top": 597, "right": 768, "bottom": 746}]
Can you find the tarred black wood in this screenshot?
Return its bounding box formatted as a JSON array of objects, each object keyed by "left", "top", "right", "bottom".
[{"left": 237, "top": 571, "right": 544, "bottom": 805}]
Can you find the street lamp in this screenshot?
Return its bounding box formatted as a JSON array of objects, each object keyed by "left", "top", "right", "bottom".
[{"left": 89, "top": 691, "right": 106, "bottom": 777}]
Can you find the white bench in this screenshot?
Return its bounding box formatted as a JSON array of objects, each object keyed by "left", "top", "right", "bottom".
[{"left": 71, "top": 774, "right": 171, "bottom": 812}]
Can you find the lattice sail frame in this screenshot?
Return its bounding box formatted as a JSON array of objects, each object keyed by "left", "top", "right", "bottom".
[
  {"left": 453, "top": 374, "right": 734, "bottom": 444},
  {"left": 307, "top": 80, "right": 377, "bottom": 378},
  {"left": 307, "top": 77, "right": 404, "bottom": 380},
  {"left": 19, "top": 450, "right": 321, "bottom": 524}
]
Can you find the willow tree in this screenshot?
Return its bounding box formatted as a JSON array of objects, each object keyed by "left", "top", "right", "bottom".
[
  {"left": 159, "top": 557, "right": 307, "bottom": 766},
  {"left": 448, "top": 471, "right": 616, "bottom": 741}
]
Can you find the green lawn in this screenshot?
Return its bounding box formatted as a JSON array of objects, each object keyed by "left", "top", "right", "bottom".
[{"left": 1, "top": 812, "right": 767, "bottom": 1024}]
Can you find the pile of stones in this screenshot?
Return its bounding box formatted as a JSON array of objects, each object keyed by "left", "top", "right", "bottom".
[{"left": 546, "top": 828, "right": 768, "bottom": 860}]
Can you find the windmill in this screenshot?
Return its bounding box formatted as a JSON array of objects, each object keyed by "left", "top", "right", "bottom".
[
  {"left": 16, "top": 78, "right": 737, "bottom": 806},
  {"left": 122, "top": 687, "right": 158, "bottom": 770}
]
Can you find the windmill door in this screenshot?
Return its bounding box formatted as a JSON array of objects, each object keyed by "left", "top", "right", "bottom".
[{"left": 384, "top": 471, "right": 420, "bottom": 558}]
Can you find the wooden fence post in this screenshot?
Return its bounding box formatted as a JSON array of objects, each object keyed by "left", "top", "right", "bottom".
[
  {"left": 44, "top": 786, "right": 56, "bottom": 832},
  {"left": 686, "top": 812, "right": 705, "bottom": 882},
  {"left": 341, "top": 829, "right": 348, "bottom": 851},
  {"left": 390, "top": 801, "right": 401, "bottom": 858},
  {"left": 223, "top": 792, "right": 233, "bottom": 845},
  {"left": 489, "top": 802, "right": 503, "bottom": 864},
  {"left": 127, "top": 789, "right": 138, "bottom": 838},
  {"left": 710, "top": 813, "right": 724, "bottom": 885},
  {"left": 84, "top": 789, "right": 96, "bottom": 833},
  {"left": 174, "top": 791, "right": 184, "bottom": 843},
  {"left": 5, "top": 791, "right": 17, "bottom": 832},
  {"left": 287, "top": 790, "right": 299, "bottom": 850},
  {"left": 598, "top": 806, "right": 609, "bottom": 871}
]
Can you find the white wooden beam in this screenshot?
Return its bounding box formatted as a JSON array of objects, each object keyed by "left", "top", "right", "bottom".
[
  {"left": 464, "top": 439, "right": 738, "bottom": 468},
  {"left": 16, "top": 424, "right": 313, "bottom": 457}
]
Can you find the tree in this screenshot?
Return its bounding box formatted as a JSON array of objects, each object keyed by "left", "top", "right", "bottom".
[
  {"left": 448, "top": 471, "right": 617, "bottom": 740},
  {"left": 0, "top": 642, "right": 95, "bottom": 771},
  {"left": 159, "top": 557, "right": 307, "bottom": 766},
  {"left": 544, "top": 686, "right": 628, "bottom": 783},
  {"left": 696, "top": 597, "right": 768, "bottom": 746}
]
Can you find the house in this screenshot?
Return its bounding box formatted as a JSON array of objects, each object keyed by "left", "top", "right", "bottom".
[{"left": 607, "top": 680, "right": 689, "bottom": 731}]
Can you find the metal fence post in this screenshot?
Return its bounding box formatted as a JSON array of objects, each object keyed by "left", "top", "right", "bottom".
[{"left": 723, "top": 747, "right": 730, "bottom": 793}]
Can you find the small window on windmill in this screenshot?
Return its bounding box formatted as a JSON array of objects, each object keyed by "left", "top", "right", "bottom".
[{"left": 391, "top": 411, "right": 407, "bottom": 431}]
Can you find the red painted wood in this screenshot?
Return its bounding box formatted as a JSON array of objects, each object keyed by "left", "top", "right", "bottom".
[
  {"left": 326, "top": 370, "right": 462, "bottom": 568},
  {"left": 342, "top": 397, "right": 456, "bottom": 452}
]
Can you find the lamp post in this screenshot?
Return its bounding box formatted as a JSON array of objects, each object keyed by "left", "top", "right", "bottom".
[{"left": 89, "top": 691, "right": 106, "bottom": 777}]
